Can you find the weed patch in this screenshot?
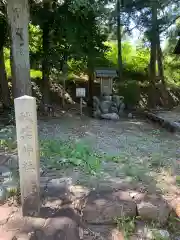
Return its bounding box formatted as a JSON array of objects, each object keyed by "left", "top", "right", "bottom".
[
  {"left": 40, "top": 139, "right": 102, "bottom": 175},
  {"left": 115, "top": 216, "right": 136, "bottom": 240}
]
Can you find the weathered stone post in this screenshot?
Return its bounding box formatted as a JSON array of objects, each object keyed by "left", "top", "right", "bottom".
[{"left": 14, "top": 95, "right": 40, "bottom": 216}]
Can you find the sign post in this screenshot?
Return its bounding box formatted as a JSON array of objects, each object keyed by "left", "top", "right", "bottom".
[{"left": 76, "top": 88, "right": 86, "bottom": 116}]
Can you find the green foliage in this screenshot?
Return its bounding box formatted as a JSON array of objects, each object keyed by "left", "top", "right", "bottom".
[
  {"left": 131, "top": 46, "right": 150, "bottom": 74},
  {"left": 164, "top": 20, "right": 180, "bottom": 87},
  {"left": 30, "top": 69, "right": 42, "bottom": 79},
  {"left": 29, "top": 24, "right": 42, "bottom": 71},
  {"left": 2, "top": 0, "right": 180, "bottom": 105},
  {"left": 118, "top": 80, "right": 140, "bottom": 107},
  {"left": 150, "top": 153, "right": 167, "bottom": 168},
  {"left": 4, "top": 48, "right": 11, "bottom": 77},
  {"left": 29, "top": 0, "right": 110, "bottom": 76},
  {"left": 164, "top": 55, "right": 180, "bottom": 87},
  {"left": 40, "top": 139, "right": 102, "bottom": 175},
  {"left": 29, "top": 24, "right": 42, "bottom": 54},
  {"left": 0, "top": 127, "right": 16, "bottom": 152},
  {"left": 176, "top": 175, "right": 180, "bottom": 186},
  {"left": 167, "top": 213, "right": 180, "bottom": 234},
  {"left": 152, "top": 230, "right": 169, "bottom": 240},
  {"left": 105, "top": 41, "right": 135, "bottom": 67},
  {"left": 68, "top": 58, "right": 87, "bottom": 75}
]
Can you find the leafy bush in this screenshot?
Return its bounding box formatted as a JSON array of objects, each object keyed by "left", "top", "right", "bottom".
[{"left": 118, "top": 80, "right": 140, "bottom": 108}]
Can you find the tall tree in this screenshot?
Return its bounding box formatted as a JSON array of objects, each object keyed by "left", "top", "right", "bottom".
[
  {"left": 29, "top": 0, "right": 110, "bottom": 109},
  {"left": 121, "top": 0, "right": 180, "bottom": 106},
  {"left": 41, "top": 0, "right": 52, "bottom": 104},
  {"left": 7, "top": 0, "right": 32, "bottom": 98},
  {"left": 117, "top": 0, "right": 123, "bottom": 80},
  {"left": 149, "top": 0, "right": 157, "bottom": 87},
  {"left": 157, "top": 26, "right": 165, "bottom": 84}
]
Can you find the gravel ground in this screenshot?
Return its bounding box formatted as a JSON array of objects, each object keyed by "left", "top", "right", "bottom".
[{"left": 38, "top": 114, "right": 180, "bottom": 197}]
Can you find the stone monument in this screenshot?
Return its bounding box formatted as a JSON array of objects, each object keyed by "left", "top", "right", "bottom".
[{"left": 14, "top": 95, "right": 40, "bottom": 216}]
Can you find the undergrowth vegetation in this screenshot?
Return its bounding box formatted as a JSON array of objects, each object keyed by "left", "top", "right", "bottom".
[
  {"left": 0, "top": 125, "right": 179, "bottom": 181},
  {"left": 114, "top": 215, "right": 180, "bottom": 239},
  {"left": 0, "top": 127, "right": 102, "bottom": 175},
  {"left": 40, "top": 139, "right": 102, "bottom": 175}
]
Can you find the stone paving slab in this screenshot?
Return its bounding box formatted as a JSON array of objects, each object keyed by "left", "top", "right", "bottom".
[
  {"left": 0, "top": 205, "right": 82, "bottom": 240},
  {"left": 83, "top": 225, "right": 123, "bottom": 240},
  {"left": 83, "top": 190, "right": 136, "bottom": 224},
  {"left": 0, "top": 183, "right": 178, "bottom": 240},
  {"left": 0, "top": 178, "right": 87, "bottom": 240}
]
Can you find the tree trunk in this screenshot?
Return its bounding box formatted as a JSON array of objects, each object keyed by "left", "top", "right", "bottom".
[
  {"left": 62, "top": 54, "right": 68, "bottom": 108},
  {"left": 148, "top": 1, "right": 158, "bottom": 107},
  {"left": 117, "top": 0, "right": 123, "bottom": 81},
  {"left": 87, "top": 57, "right": 94, "bottom": 112},
  {"left": 10, "top": 43, "right": 16, "bottom": 98},
  {"left": 157, "top": 26, "right": 165, "bottom": 84},
  {"left": 42, "top": 0, "right": 51, "bottom": 104},
  {"left": 0, "top": 48, "right": 10, "bottom": 108},
  {"left": 156, "top": 22, "right": 174, "bottom": 107},
  {"left": 157, "top": 34, "right": 168, "bottom": 105},
  {"left": 7, "top": 0, "right": 32, "bottom": 98},
  {"left": 149, "top": 1, "right": 157, "bottom": 87},
  {"left": 157, "top": 42, "right": 175, "bottom": 107}
]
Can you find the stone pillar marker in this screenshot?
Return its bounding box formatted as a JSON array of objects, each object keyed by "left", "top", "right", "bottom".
[{"left": 14, "top": 95, "right": 40, "bottom": 216}]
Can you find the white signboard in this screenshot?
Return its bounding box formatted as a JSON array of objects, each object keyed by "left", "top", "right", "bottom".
[{"left": 76, "top": 88, "right": 86, "bottom": 98}]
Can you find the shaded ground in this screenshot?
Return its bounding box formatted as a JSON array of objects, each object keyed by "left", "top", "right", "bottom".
[
  {"left": 156, "top": 110, "right": 180, "bottom": 123},
  {"left": 39, "top": 113, "right": 180, "bottom": 196},
  {"left": 150, "top": 106, "right": 180, "bottom": 130}
]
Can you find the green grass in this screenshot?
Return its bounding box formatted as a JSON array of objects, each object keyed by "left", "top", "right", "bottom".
[
  {"left": 40, "top": 139, "right": 102, "bottom": 175},
  {"left": 167, "top": 213, "right": 180, "bottom": 234},
  {"left": 150, "top": 154, "right": 166, "bottom": 168},
  {"left": 114, "top": 216, "right": 179, "bottom": 240},
  {"left": 115, "top": 216, "right": 136, "bottom": 240},
  {"left": 0, "top": 129, "right": 102, "bottom": 175},
  {"left": 0, "top": 127, "right": 16, "bottom": 151}
]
